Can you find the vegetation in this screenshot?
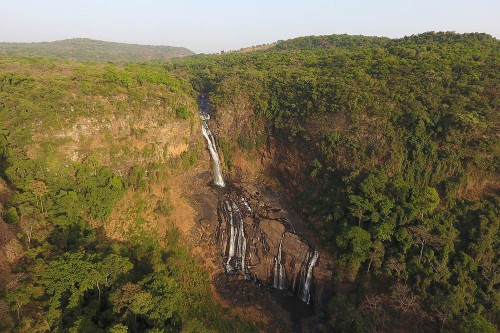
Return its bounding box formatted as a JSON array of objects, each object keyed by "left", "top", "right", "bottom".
[
  {"left": 0, "top": 38, "right": 193, "bottom": 63},
  {"left": 175, "top": 105, "right": 190, "bottom": 119},
  {"left": 1, "top": 32, "right": 498, "bottom": 332},
  {"left": 0, "top": 56, "right": 255, "bottom": 332},
  {"left": 176, "top": 32, "right": 500, "bottom": 332}
]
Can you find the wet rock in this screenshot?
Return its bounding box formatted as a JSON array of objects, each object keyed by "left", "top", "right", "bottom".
[
  {"left": 259, "top": 219, "right": 285, "bottom": 254},
  {"left": 215, "top": 189, "right": 330, "bottom": 307}
]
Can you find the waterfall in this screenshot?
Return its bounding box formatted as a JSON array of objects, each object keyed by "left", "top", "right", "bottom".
[
  {"left": 225, "top": 200, "right": 236, "bottom": 273},
  {"left": 298, "top": 250, "right": 319, "bottom": 304},
  {"left": 224, "top": 198, "right": 248, "bottom": 274},
  {"left": 201, "top": 121, "right": 225, "bottom": 187},
  {"left": 199, "top": 94, "right": 321, "bottom": 304},
  {"left": 220, "top": 193, "right": 320, "bottom": 303},
  {"left": 241, "top": 197, "right": 252, "bottom": 213},
  {"left": 233, "top": 201, "right": 247, "bottom": 273},
  {"left": 273, "top": 234, "right": 287, "bottom": 290}
]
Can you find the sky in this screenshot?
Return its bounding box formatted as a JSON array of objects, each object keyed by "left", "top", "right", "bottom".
[{"left": 1, "top": 0, "right": 499, "bottom": 53}]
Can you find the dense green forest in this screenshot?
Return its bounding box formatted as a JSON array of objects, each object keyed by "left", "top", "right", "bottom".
[
  {"left": 0, "top": 58, "right": 255, "bottom": 332},
  {"left": 0, "top": 32, "right": 499, "bottom": 332},
  {"left": 175, "top": 32, "right": 499, "bottom": 332},
  {"left": 0, "top": 39, "right": 193, "bottom": 63}
]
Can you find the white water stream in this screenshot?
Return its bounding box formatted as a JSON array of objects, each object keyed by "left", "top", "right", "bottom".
[
  {"left": 299, "top": 250, "right": 320, "bottom": 304},
  {"left": 201, "top": 121, "right": 225, "bottom": 187},
  {"left": 199, "top": 94, "right": 320, "bottom": 304},
  {"left": 273, "top": 234, "right": 287, "bottom": 290}
]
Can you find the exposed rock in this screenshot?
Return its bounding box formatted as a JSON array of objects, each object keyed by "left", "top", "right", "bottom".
[
  {"left": 259, "top": 219, "right": 285, "bottom": 254},
  {"left": 195, "top": 94, "right": 334, "bottom": 330},
  {"left": 215, "top": 188, "right": 332, "bottom": 309}
]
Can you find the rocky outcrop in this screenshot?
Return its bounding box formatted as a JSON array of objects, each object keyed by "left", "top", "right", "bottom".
[
  {"left": 215, "top": 189, "right": 332, "bottom": 308},
  {"left": 199, "top": 95, "right": 333, "bottom": 309}
]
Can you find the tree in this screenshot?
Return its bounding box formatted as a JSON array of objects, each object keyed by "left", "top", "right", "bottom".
[
  {"left": 336, "top": 226, "right": 372, "bottom": 280},
  {"left": 367, "top": 240, "right": 385, "bottom": 273},
  {"left": 48, "top": 190, "right": 80, "bottom": 228},
  {"left": 110, "top": 283, "right": 155, "bottom": 330},
  {"left": 348, "top": 194, "right": 373, "bottom": 226},
  {"left": 408, "top": 225, "right": 439, "bottom": 263},
  {"left": 391, "top": 283, "right": 420, "bottom": 315},
  {"left": 4, "top": 206, "right": 19, "bottom": 224},
  {"left": 5, "top": 285, "right": 32, "bottom": 324},
  {"left": 26, "top": 180, "right": 49, "bottom": 213},
  {"left": 360, "top": 295, "right": 386, "bottom": 331},
  {"left": 108, "top": 324, "right": 128, "bottom": 333},
  {"left": 95, "top": 253, "right": 133, "bottom": 302},
  {"left": 411, "top": 186, "right": 440, "bottom": 219},
  {"left": 461, "top": 313, "right": 497, "bottom": 333},
  {"left": 40, "top": 252, "right": 96, "bottom": 326}
]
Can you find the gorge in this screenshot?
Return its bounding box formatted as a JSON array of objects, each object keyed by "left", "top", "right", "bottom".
[
  {"left": 198, "top": 94, "right": 330, "bottom": 308},
  {"left": 0, "top": 32, "right": 498, "bottom": 333}
]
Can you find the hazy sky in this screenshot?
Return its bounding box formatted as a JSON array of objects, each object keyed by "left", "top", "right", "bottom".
[{"left": 1, "top": 0, "right": 498, "bottom": 53}]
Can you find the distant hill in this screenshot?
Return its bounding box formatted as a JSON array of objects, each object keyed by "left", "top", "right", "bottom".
[
  {"left": 0, "top": 38, "right": 194, "bottom": 62},
  {"left": 274, "top": 34, "right": 390, "bottom": 50},
  {"left": 273, "top": 31, "right": 498, "bottom": 51}
]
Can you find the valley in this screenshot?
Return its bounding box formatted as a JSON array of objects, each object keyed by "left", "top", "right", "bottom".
[{"left": 0, "top": 32, "right": 498, "bottom": 333}]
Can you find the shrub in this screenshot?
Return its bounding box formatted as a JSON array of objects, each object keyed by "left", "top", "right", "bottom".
[{"left": 176, "top": 105, "right": 190, "bottom": 119}]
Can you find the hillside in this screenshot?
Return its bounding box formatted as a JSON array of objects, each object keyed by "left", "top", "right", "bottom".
[
  {"left": 178, "top": 32, "right": 500, "bottom": 332},
  {"left": 275, "top": 33, "right": 390, "bottom": 50},
  {"left": 0, "top": 58, "right": 256, "bottom": 332},
  {"left": 0, "top": 32, "right": 498, "bottom": 333},
  {"left": 0, "top": 38, "right": 194, "bottom": 62}
]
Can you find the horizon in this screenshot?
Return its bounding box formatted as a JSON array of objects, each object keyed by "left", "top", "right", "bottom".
[
  {"left": 0, "top": 31, "right": 498, "bottom": 55},
  {"left": 1, "top": 0, "right": 499, "bottom": 53}
]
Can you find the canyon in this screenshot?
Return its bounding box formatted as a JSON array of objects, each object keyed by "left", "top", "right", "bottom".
[
  {"left": 1, "top": 32, "right": 497, "bottom": 333},
  {"left": 187, "top": 94, "right": 334, "bottom": 331}
]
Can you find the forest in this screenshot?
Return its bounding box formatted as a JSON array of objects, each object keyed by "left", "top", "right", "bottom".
[
  {"left": 0, "top": 32, "right": 499, "bottom": 332},
  {"left": 0, "top": 58, "right": 255, "bottom": 332},
  {"left": 174, "top": 32, "right": 499, "bottom": 332},
  {"left": 0, "top": 39, "right": 194, "bottom": 63}
]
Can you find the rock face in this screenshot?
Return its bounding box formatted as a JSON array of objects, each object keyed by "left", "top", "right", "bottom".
[
  {"left": 215, "top": 189, "right": 332, "bottom": 308},
  {"left": 198, "top": 94, "right": 332, "bottom": 309}
]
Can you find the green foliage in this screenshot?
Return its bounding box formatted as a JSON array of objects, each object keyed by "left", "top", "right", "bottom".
[
  {"left": 337, "top": 226, "right": 372, "bottom": 280},
  {"left": 175, "top": 104, "right": 190, "bottom": 119},
  {"left": 4, "top": 206, "right": 19, "bottom": 224},
  {"left": 179, "top": 148, "right": 199, "bottom": 168},
  {"left": 76, "top": 157, "right": 125, "bottom": 220},
  {"left": 1, "top": 31, "right": 498, "bottom": 332},
  {"left": 41, "top": 252, "right": 100, "bottom": 314},
  {"left": 104, "top": 64, "right": 132, "bottom": 87},
  {"left": 48, "top": 190, "right": 80, "bottom": 227},
  {"left": 128, "top": 165, "right": 147, "bottom": 191},
  {"left": 237, "top": 134, "right": 256, "bottom": 151},
  {"left": 461, "top": 313, "right": 497, "bottom": 333},
  {"left": 4, "top": 220, "right": 255, "bottom": 332},
  {"left": 275, "top": 34, "right": 390, "bottom": 51},
  {"left": 218, "top": 136, "right": 236, "bottom": 171},
  {"left": 175, "top": 32, "right": 500, "bottom": 331},
  {"left": 107, "top": 324, "right": 128, "bottom": 333},
  {"left": 0, "top": 51, "right": 256, "bottom": 333},
  {"left": 0, "top": 38, "right": 193, "bottom": 62},
  {"left": 154, "top": 201, "right": 173, "bottom": 217}
]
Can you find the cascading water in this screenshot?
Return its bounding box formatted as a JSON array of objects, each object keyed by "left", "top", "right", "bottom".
[
  {"left": 201, "top": 122, "right": 225, "bottom": 187},
  {"left": 199, "top": 94, "right": 321, "bottom": 304},
  {"left": 273, "top": 234, "right": 287, "bottom": 290},
  {"left": 223, "top": 198, "right": 248, "bottom": 275},
  {"left": 225, "top": 200, "right": 236, "bottom": 273},
  {"left": 218, "top": 193, "right": 321, "bottom": 303},
  {"left": 298, "top": 250, "right": 320, "bottom": 304},
  {"left": 234, "top": 201, "right": 247, "bottom": 273},
  {"left": 199, "top": 94, "right": 225, "bottom": 187}
]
